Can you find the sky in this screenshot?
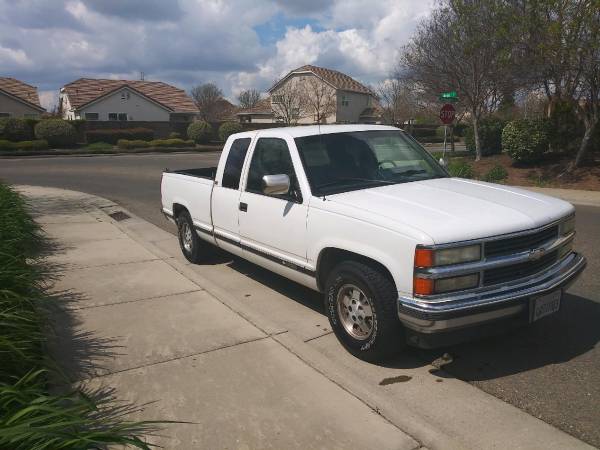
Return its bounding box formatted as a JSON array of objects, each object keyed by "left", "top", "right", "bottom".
[{"left": 0, "top": 0, "right": 434, "bottom": 110}]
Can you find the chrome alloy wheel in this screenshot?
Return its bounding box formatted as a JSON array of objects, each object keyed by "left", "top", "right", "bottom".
[
  {"left": 336, "top": 284, "right": 374, "bottom": 340},
  {"left": 181, "top": 222, "right": 193, "bottom": 252}
]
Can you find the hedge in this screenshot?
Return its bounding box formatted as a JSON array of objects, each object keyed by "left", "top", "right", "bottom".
[
  {"left": 34, "top": 119, "right": 77, "bottom": 147},
  {"left": 117, "top": 138, "right": 196, "bottom": 149},
  {"left": 502, "top": 119, "right": 549, "bottom": 164},
  {"left": 86, "top": 128, "right": 154, "bottom": 144},
  {"left": 465, "top": 117, "right": 505, "bottom": 156},
  {"left": 187, "top": 121, "right": 212, "bottom": 144},
  {"left": 219, "top": 122, "right": 243, "bottom": 142},
  {"left": 0, "top": 139, "right": 49, "bottom": 152},
  {"left": 0, "top": 117, "right": 35, "bottom": 141}
]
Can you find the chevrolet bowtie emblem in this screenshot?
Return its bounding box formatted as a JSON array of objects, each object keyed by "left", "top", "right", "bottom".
[{"left": 529, "top": 248, "right": 546, "bottom": 261}]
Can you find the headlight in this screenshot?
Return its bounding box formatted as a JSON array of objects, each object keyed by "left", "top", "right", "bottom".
[
  {"left": 415, "top": 244, "right": 481, "bottom": 267},
  {"left": 414, "top": 273, "right": 480, "bottom": 296},
  {"left": 560, "top": 215, "right": 575, "bottom": 236}
]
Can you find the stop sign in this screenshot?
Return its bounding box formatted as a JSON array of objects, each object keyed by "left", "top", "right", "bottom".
[{"left": 440, "top": 103, "right": 456, "bottom": 124}]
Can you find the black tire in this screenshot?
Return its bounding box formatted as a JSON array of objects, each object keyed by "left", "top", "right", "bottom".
[
  {"left": 176, "top": 210, "right": 206, "bottom": 263},
  {"left": 324, "top": 261, "right": 405, "bottom": 362}
]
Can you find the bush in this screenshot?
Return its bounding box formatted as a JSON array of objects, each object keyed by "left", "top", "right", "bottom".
[
  {"left": 150, "top": 138, "right": 195, "bottom": 148},
  {"left": 117, "top": 139, "right": 150, "bottom": 149},
  {"left": 465, "top": 117, "right": 505, "bottom": 156},
  {"left": 447, "top": 160, "right": 475, "bottom": 178},
  {"left": 219, "top": 122, "right": 243, "bottom": 141},
  {"left": 0, "top": 117, "right": 34, "bottom": 141},
  {"left": 481, "top": 164, "right": 508, "bottom": 183},
  {"left": 0, "top": 139, "right": 49, "bottom": 152},
  {"left": 85, "top": 141, "right": 113, "bottom": 151},
  {"left": 86, "top": 128, "right": 154, "bottom": 144},
  {"left": 34, "top": 119, "right": 77, "bottom": 147},
  {"left": 547, "top": 100, "right": 583, "bottom": 154},
  {"left": 502, "top": 119, "right": 549, "bottom": 164},
  {"left": 169, "top": 131, "right": 182, "bottom": 139},
  {"left": 187, "top": 121, "right": 212, "bottom": 144}
]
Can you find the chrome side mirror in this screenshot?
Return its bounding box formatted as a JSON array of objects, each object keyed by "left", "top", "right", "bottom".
[
  {"left": 438, "top": 157, "right": 447, "bottom": 168},
  {"left": 262, "top": 174, "right": 290, "bottom": 195}
]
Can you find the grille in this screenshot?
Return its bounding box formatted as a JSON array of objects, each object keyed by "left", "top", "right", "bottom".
[
  {"left": 483, "top": 250, "right": 558, "bottom": 286},
  {"left": 484, "top": 225, "right": 559, "bottom": 257}
]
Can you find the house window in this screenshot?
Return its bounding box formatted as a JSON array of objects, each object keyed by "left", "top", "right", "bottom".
[
  {"left": 341, "top": 95, "right": 350, "bottom": 107},
  {"left": 272, "top": 95, "right": 283, "bottom": 103},
  {"left": 0, "top": 113, "right": 10, "bottom": 117},
  {"left": 120, "top": 91, "right": 130, "bottom": 101},
  {"left": 85, "top": 112, "right": 99, "bottom": 120},
  {"left": 109, "top": 113, "right": 128, "bottom": 121}
]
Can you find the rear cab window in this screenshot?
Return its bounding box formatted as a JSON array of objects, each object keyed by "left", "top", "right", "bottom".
[{"left": 221, "top": 138, "right": 251, "bottom": 189}]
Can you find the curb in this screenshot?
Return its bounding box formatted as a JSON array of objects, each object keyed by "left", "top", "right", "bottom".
[{"left": 0, "top": 146, "right": 222, "bottom": 158}]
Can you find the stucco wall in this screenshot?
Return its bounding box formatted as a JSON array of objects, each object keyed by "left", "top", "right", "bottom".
[
  {"left": 67, "top": 87, "right": 171, "bottom": 121},
  {"left": 0, "top": 92, "right": 42, "bottom": 117},
  {"left": 335, "top": 90, "right": 373, "bottom": 123}
]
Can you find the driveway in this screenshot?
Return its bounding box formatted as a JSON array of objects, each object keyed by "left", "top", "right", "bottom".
[{"left": 1, "top": 153, "right": 598, "bottom": 446}]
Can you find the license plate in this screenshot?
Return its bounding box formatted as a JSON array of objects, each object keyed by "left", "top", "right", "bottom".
[{"left": 532, "top": 290, "right": 562, "bottom": 322}]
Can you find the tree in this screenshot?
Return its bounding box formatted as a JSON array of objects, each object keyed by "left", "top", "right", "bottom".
[
  {"left": 376, "top": 71, "right": 422, "bottom": 126},
  {"left": 238, "top": 89, "right": 262, "bottom": 109},
  {"left": 271, "top": 80, "right": 304, "bottom": 125},
  {"left": 301, "top": 77, "right": 336, "bottom": 123},
  {"left": 191, "top": 83, "right": 224, "bottom": 122},
  {"left": 401, "top": 0, "right": 515, "bottom": 160}
]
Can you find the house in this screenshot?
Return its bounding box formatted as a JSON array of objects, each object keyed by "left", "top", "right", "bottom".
[
  {"left": 0, "top": 77, "right": 46, "bottom": 118},
  {"left": 268, "top": 65, "right": 379, "bottom": 124},
  {"left": 59, "top": 78, "right": 198, "bottom": 122},
  {"left": 236, "top": 98, "right": 274, "bottom": 123}
]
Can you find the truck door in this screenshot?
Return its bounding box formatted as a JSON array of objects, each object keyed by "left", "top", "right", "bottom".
[
  {"left": 238, "top": 137, "right": 309, "bottom": 267},
  {"left": 211, "top": 136, "right": 252, "bottom": 251}
]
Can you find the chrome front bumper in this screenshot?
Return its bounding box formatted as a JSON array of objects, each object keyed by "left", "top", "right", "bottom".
[{"left": 397, "top": 252, "right": 586, "bottom": 336}]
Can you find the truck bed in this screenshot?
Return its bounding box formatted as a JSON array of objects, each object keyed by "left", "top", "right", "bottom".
[{"left": 168, "top": 167, "right": 217, "bottom": 180}]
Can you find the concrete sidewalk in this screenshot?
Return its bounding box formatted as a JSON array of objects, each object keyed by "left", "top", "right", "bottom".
[{"left": 22, "top": 185, "right": 593, "bottom": 450}]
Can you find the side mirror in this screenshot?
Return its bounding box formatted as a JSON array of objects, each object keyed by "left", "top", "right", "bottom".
[
  {"left": 438, "top": 157, "right": 447, "bottom": 168},
  {"left": 262, "top": 174, "right": 290, "bottom": 195}
]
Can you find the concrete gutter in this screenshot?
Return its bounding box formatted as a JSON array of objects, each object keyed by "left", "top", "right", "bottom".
[{"left": 21, "top": 185, "right": 594, "bottom": 450}]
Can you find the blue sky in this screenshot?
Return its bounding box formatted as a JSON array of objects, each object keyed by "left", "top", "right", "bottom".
[{"left": 0, "top": 0, "right": 433, "bottom": 109}]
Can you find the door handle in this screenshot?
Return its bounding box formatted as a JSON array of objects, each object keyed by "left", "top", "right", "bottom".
[{"left": 239, "top": 202, "right": 248, "bottom": 212}]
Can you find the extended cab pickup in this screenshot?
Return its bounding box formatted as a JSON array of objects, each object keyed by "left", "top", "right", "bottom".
[{"left": 161, "top": 125, "right": 586, "bottom": 361}]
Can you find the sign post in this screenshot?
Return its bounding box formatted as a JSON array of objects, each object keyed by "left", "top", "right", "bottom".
[{"left": 439, "top": 103, "right": 456, "bottom": 158}]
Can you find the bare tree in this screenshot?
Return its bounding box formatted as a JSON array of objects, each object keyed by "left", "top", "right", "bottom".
[
  {"left": 401, "top": 0, "right": 515, "bottom": 160},
  {"left": 191, "top": 83, "right": 224, "bottom": 122},
  {"left": 301, "top": 77, "right": 336, "bottom": 123},
  {"left": 376, "top": 71, "right": 423, "bottom": 126},
  {"left": 271, "top": 80, "right": 304, "bottom": 125},
  {"left": 238, "top": 89, "right": 262, "bottom": 109}
]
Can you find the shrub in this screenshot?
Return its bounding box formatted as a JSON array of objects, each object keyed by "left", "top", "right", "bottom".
[
  {"left": 150, "top": 138, "right": 195, "bottom": 148},
  {"left": 117, "top": 139, "right": 150, "bottom": 149},
  {"left": 447, "top": 159, "right": 475, "bottom": 178},
  {"left": 86, "top": 128, "right": 154, "bottom": 144},
  {"left": 219, "top": 122, "right": 243, "bottom": 141},
  {"left": 85, "top": 141, "right": 113, "bottom": 151},
  {"left": 0, "top": 118, "right": 34, "bottom": 141},
  {"left": 187, "top": 121, "right": 212, "bottom": 143},
  {"left": 169, "top": 131, "right": 182, "bottom": 139},
  {"left": 547, "top": 100, "right": 583, "bottom": 154},
  {"left": 34, "top": 119, "right": 77, "bottom": 147},
  {"left": 482, "top": 164, "right": 508, "bottom": 183},
  {"left": 502, "top": 119, "right": 549, "bottom": 164},
  {"left": 465, "top": 117, "right": 505, "bottom": 156},
  {"left": 0, "top": 139, "right": 48, "bottom": 152}
]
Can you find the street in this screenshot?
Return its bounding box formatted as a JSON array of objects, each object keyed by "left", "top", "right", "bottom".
[{"left": 1, "top": 153, "right": 598, "bottom": 446}]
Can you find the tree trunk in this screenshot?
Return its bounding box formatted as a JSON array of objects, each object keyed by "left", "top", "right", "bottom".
[
  {"left": 472, "top": 114, "right": 482, "bottom": 161},
  {"left": 573, "top": 118, "right": 597, "bottom": 169}
]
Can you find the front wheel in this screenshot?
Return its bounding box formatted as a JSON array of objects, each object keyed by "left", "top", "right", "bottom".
[{"left": 324, "top": 261, "right": 405, "bottom": 362}]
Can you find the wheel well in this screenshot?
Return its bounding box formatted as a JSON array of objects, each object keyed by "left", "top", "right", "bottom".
[
  {"left": 316, "top": 248, "right": 396, "bottom": 292},
  {"left": 172, "top": 203, "right": 187, "bottom": 219}
]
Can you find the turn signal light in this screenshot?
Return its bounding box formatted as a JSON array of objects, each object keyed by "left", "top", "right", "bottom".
[
  {"left": 414, "top": 248, "right": 434, "bottom": 268},
  {"left": 413, "top": 277, "right": 434, "bottom": 296}
]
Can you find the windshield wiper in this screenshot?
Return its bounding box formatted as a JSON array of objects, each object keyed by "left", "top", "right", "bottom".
[
  {"left": 315, "top": 177, "right": 395, "bottom": 190},
  {"left": 393, "top": 169, "right": 427, "bottom": 177}
]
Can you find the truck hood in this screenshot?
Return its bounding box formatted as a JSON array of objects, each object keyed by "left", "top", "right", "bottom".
[{"left": 327, "top": 178, "right": 574, "bottom": 244}]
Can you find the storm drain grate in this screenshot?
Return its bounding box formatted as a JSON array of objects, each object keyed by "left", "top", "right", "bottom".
[{"left": 108, "top": 211, "right": 131, "bottom": 222}]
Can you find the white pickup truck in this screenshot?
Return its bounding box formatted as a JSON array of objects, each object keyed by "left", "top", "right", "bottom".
[{"left": 161, "top": 125, "right": 586, "bottom": 361}]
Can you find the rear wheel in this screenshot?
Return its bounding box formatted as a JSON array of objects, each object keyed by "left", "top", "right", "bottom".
[
  {"left": 176, "top": 211, "right": 207, "bottom": 263},
  {"left": 324, "top": 261, "right": 405, "bottom": 362}
]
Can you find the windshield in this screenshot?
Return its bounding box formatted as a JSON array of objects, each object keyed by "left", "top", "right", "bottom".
[{"left": 294, "top": 130, "right": 448, "bottom": 196}]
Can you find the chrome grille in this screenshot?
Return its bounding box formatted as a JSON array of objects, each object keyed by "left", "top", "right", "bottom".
[
  {"left": 483, "top": 250, "right": 558, "bottom": 286},
  {"left": 484, "top": 225, "right": 559, "bottom": 258}
]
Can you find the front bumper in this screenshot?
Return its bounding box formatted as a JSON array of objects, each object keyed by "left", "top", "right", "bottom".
[{"left": 397, "top": 252, "right": 586, "bottom": 347}]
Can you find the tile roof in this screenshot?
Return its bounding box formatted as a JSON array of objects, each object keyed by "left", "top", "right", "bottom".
[
  {"left": 0, "top": 77, "right": 44, "bottom": 110},
  {"left": 236, "top": 98, "right": 273, "bottom": 115},
  {"left": 62, "top": 78, "right": 199, "bottom": 113},
  {"left": 271, "top": 65, "right": 374, "bottom": 95}
]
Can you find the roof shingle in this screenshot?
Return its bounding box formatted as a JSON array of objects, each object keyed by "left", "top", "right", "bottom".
[
  {"left": 63, "top": 78, "right": 199, "bottom": 113},
  {"left": 236, "top": 98, "right": 273, "bottom": 115},
  {"left": 0, "top": 77, "right": 44, "bottom": 110},
  {"left": 271, "top": 65, "right": 373, "bottom": 95}
]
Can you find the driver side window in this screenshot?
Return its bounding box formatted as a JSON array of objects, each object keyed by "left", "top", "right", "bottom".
[{"left": 246, "top": 138, "right": 300, "bottom": 201}]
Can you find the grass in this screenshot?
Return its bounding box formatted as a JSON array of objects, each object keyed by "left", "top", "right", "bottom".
[{"left": 0, "top": 182, "right": 160, "bottom": 449}]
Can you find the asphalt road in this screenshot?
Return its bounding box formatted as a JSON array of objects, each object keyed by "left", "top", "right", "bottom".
[{"left": 0, "top": 153, "right": 598, "bottom": 446}]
